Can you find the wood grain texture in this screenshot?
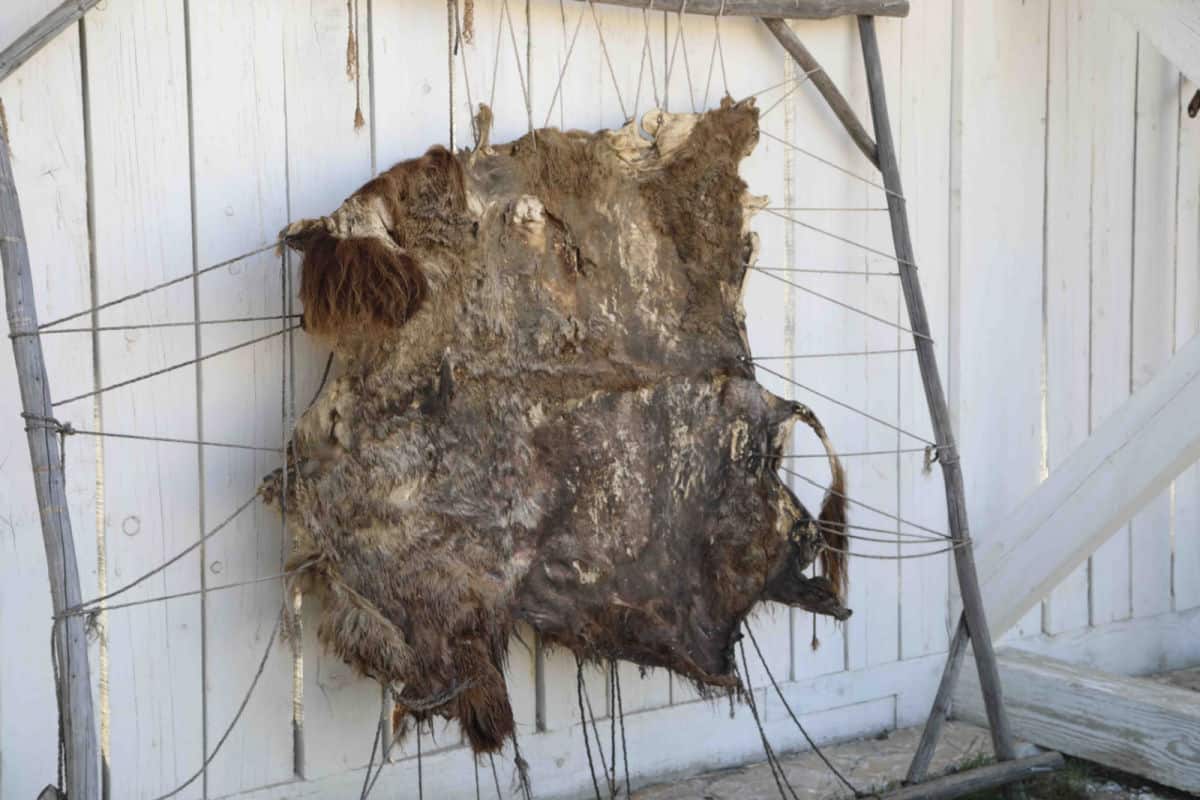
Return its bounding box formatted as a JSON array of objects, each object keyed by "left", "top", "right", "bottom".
[
  {"left": 0, "top": 30, "right": 98, "bottom": 800},
  {"left": 953, "top": 0, "right": 1049, "bottom": 644},
  {"left": 187, "top": 0, "right": 295, "bottom": 794},
  {"left": 954, "top": 649, "right": 1200, "bottom": 793},
  {"left": 1129, "top": 35, "right": 1180, "bottom": 622},
  {"left": 1105, "top": 0, "right": 1200, "bottom": 86},
  {"left": 1176, "top": 74, "right": 1200, "bottom": 613},
  {"left": 83, "top": 2, "right": 204, "bottom": 797},
  {"left": 976, "top": 332, "right": 1200, "bottom": 637},
  {"left": 0, "top": 0, "right": 100, "bottom": 83},
  {"left": 576, "top": 0, "right": 909, "bottom": 19}
]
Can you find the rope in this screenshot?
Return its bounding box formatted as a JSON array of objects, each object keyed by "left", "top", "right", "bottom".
[
  {"left": 640, "top": 1, "right": 661, "bottom": 110},
  {"left": 53, "top": 491, "right": 260, "bottom": 618},
  {"left": 760, "top": 129, "right": 902, "bottom": 200},
  {"left": 751, "top": 267, "right": 929, "bottom": 341},
  {"left": 775, "top": 445, "right": 927, "bottom": 458},
  {"left": 151, "top": 613, "right": 282, "bottom": 800},
  {"left": 576, "top": 655, "right": 604, "bottom": 800},
  {"left": 501, "top": 0, "right": 536, "bottom": 141},
  {"left": 588, "top": 0, "right": 629, "bottom": 121},
  {"left": 613, "top": 662, "right": 632, "bottom": 799},
  {"left": 744, "top": 625, "right": 874, "bottom": 799},
  {"left": 781, "top": 465, "right": 948, "bottom": 538},
  {"left": 543, "top": 3, "right": 587, "bottom": 128},
  {"left": 751, "top": 348, "right": 915, "bottom": 360},
  {"left": 762, "top": 208, "right": 915, "bottom": 269},
  {"left": 750, "top": 360, "right": 936, "bottom": 446},
  {"left": 22, "top": 415, "right": 281, "bottom": 453},
  {"left": 15, "top": 313, "right": 302, "bottom": 336},
  {"left": 580, "top": 666, "right": 614, "bottom": 796},
  {"left": 735, "top": 639, "right": 799, "bottom": 800},
  {"left": 38, "top": 242, "right": 278, "bottom": 330},
  {"left": 52, "top": 325, "right": 300, "bottom": 407},
  {"left": 359, "top": 686, "right": 388, "bottom": 799},
  {"left": 662, "top": 0, "right": 696, "bottom": 112},
  {"left": 700, "top": 0, "right": 728, "bottom": 107}
]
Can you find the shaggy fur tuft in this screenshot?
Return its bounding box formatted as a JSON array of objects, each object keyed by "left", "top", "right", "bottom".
[{"left": 298, "top": 235, "right": 428, "bottom": 335}]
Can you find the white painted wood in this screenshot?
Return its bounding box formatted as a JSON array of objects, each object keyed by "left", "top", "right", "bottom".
[
  {"left": 0, "top": 30, "right": 96, "bottom": 800},
  {"left": 896, "top": 0, "right": 951, "bottom": 661},
  {"left": 82, "top": 2, "right": 206, "bottom": 798},
  {"left": 1176, "top": 75, "right": 1200, "bottom": 613},
  {"left": 977, "top": 332, "right": 1200, "bottom": 637},
  {"left": 282, "top": 0, "right": 373, "bottom": 780},
  {"left": 1129, "top": 35, "right": 1180, "bottom": 622},
  {"left": 228, "top": 652, "right": 943, "bottom": 800},
  {"left": 1086, "top": 6, "right": 1138, "bottom": 628},
  {"left": 774, "top": 15, "right": 866, "bottom": 681},
  {"left": 953, "top": 649, "right": 1200, "bottom": 793},
  {"left": 1011, "top": 604, "right": 1200, "bottom": 679},
  {"left": 1040, "top": 0, "right": 1098, "bottom": 636},
  {"left": 1105, "top": 0, "right": 1200, "bottom": 87},
  {"left": 188, "top": 1, "right": 295, "bottom": 795},
  {"left": 954, "top": 0, "right": 1049, "bottom": 642}
]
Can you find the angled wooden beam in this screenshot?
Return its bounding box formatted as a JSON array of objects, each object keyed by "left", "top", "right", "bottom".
[
  {"left": 1103, "top": 0, "right": 1200, "bottom": 87},
  {"left": 954, "top": 650, "right": 1200, "bottom": 794},
  {"left": 881, "top": 752, "right": 1064, "bottom": 800},
  {"left": 762, "top": 17, "right": 879, "bottom": 167},
  {"left": 858, "top": 14, "right": 1018, "bottom": 769},
  {"left": 975, "top": 332, "right": 1200, "bottom": 637},
  {"left": 1, "top": 115, "right": 98, "bottom": 796},
  {"left": 0, "top": 0, "right": 102, "bottom": 84},
  {"left": 578, "top": 0, "right": 909, "bottom": 19}
]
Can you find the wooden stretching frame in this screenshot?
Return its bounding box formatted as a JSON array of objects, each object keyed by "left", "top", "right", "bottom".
[{"left": 0, "top": 1, "right": 1045, "bottom": 799}]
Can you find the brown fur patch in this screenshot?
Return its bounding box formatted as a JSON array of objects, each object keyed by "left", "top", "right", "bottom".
[{"left": 299, "top": 236, "right": 428, "bottom": 336}]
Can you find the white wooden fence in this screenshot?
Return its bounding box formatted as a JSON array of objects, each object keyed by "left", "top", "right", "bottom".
[{"left": 0, "top": 1, "right": 1197, "bottom": 798}]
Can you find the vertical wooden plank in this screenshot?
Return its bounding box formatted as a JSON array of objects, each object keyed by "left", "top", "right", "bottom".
[
  {"left": 283, "top": 0, "right": 375, "bottom": 780},
  {"left": 857, "top": 14, "right": 901, "bottom": 671},
  {"left": 1086, "top": 5, "right": 1138, "bottom": 628},
  {"left": 83, "top": 1, "right": 206, "bottom": 797},
  {"left": 776, "top": 16, "right": 864, "bottom": 681},
  {"left": 955, "top": 0, "right": 1048, "bottom": 643},
  {"left": 0, "top": 30, "right": 96, "bottom": 800},
  {"left": 897, "top": 0, "right": 952, "bottom": 660},
  {"left": 186, "top": 1, "right": 296, "bottom": 795},
  {"left": 1041, "top": 0, "right": 1095, "bottom": 636},
  {"left": 371, "top": 0, "right": 448, "bottom": 167},
  {"left": 1129, "top": 35, "right": 1179, "bottom": 621},
  {"left": 1174, "top": 74, "right": 1200, "bottom": 613}
]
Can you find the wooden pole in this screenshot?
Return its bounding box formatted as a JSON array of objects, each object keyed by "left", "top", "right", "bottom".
[
  {"left": 856, "top": 14, "right": 1019, "bottom": 765},
  {"left": 0, "top": 115, "right": 99, "bottom": 796},
  {"left": 906, "top": 613, "right": 968, "bottom": 783},
  {"left": 575, "top": 0, "right": 909, "bottom": 20},
  {"left": 0, "top": 0, "right": 103, "bottom": 84},
  {"left": 761, "top": 18, "right": 880, "bottom": 168},
  {"left": 880, "top": 752, "right": 1064, "bottom": 800}
]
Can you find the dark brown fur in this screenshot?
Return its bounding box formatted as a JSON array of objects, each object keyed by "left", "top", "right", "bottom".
[{"left": 265, "top": 103, "right": 852, "bottom": 755}]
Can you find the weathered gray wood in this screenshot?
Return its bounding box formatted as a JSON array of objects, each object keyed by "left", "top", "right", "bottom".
[
  {"left": 0, "top": 0, "right": 102, "bottom": 84},
  {"left": 906, "top": 613, "right": 969, "bottom": 784},
  {"left": 882, "top": 752, "right": 1063, "bottom": 800},
  {"left": 954, "top": 649, "right": 1200, "bottom": 794},
  {"left": 762, "top": 18, "right": 879, "bottom": 167},
  {"left": 578, "top": 0, "right": 909, "bottom": 19},
  {"left": 857, "top": 14, "right": 1018, "bottom": 766},
  {"left": 0, "top": 120, "right": 98, "bottom": 794}
]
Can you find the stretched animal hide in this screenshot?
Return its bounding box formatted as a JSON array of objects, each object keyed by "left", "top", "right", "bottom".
[{"left": 263, "top": 98, "right": 851, "bottom": 754}]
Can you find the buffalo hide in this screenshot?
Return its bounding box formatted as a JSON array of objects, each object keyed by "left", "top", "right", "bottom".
[{"left": 262, "top": 98, "right": 851, "bottom": 754}]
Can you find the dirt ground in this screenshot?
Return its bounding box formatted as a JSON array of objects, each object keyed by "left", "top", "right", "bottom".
[{"left": 633, "top": 721, "right": 1189, "bottom": 800}]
